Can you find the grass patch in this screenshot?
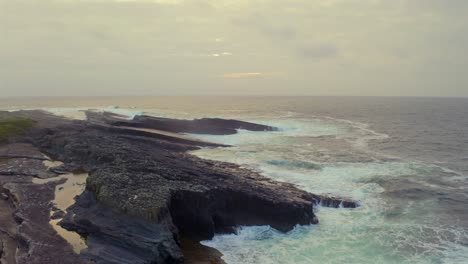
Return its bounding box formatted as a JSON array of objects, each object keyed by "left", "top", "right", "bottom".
[{"left": 0, "top": 117, "right": 36, "bottom": 141}]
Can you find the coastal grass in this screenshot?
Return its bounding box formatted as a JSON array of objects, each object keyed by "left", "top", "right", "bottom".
[{"left": 0, "top": 117, "right": 36, "bottom": 141}]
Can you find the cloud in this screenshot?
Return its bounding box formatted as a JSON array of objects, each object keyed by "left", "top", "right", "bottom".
[
  {"left": 259, "top": 24, "right": 297, "bottom": 41},
  {"left": 231, "top": 13, "right": 297, "bottom": 41},
  {"left": 1, "top": 0, "right": 467, "bottom": 96},
  {"left": 222, "top": 72, "right": 263, "bottom": 78},
  {"left": 222, "top": 72, "right": 283, "bottom": 78},
  {"left": 230, "top": 12, "right": 339, "bottom": 61},
  {"left": 296, "top": 43, "right": 340, "bottom": 60},
  {"left": 408, "top": 0, "right": 468, "bottom": 16}
]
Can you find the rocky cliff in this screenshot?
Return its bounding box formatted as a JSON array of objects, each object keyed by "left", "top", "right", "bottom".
[{"left": 0, "top": 110, "right": 357, "bottom": 264}]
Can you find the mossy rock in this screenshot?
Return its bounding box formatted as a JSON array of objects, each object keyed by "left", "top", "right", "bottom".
[{"left": 0, "top": 117, "right": 36, "bottom": 141}]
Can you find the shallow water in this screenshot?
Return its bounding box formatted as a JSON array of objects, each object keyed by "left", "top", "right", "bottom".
[
  {"left": 3, "top": 96, "right": 468, "bottom": 263},
  {"left": 49, "top": 172, "right": 88, "bottom": 254},
  {"left": 33, "top": 160, "right": 88, "bottom": 254}
]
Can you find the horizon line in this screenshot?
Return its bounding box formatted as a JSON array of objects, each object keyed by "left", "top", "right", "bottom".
[{"left": 1, "top": 95, "right": 467, "bottom": 99}]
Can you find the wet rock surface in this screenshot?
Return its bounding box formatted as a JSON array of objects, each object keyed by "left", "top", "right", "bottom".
[
  {"left": 0, "top": 110, "right": 358, "bottom": 264},
  {"left": 0, "top": 143, "right": 86, "bottom": 264}
]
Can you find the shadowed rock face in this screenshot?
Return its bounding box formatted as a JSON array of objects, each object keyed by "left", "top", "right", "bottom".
[
  {"left": 60, "top": 191, "right": 182, "bottom": 264},
  {"left": 0, "top": 110, "right": 358, "bottom": 264}
]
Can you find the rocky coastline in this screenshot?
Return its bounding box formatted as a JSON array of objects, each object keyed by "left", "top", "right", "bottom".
[{"left": 0, "top": 110, "right": 358, "bottom": 264}]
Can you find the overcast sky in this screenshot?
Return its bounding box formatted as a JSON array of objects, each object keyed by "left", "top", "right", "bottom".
[{"left": 1, "top": 0, "right": 467, "bottom": 97}]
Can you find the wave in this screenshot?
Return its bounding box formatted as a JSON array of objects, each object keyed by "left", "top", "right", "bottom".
[
  {"left": 191, "top": 115, "right": 468, "bottom": 264},
  {"left": 265, "top": 160, "right": 322, "bottom": 170}
]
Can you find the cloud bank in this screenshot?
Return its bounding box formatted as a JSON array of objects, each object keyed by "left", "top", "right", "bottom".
[{"left": 0, "top": 0, "right": 467, "bottom": 96}]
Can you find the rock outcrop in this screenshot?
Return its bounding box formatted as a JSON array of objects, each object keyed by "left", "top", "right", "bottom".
[
  {"left": 87, "top": 111, "right": 276, "bottom": 135},
  {"left": 0, "top": 110, "right": 358, "bottom": 264}
]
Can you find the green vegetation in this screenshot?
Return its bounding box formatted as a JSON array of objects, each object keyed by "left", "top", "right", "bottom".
[{"left": 0, "top": 117, "right": 36, "bottom": 141}]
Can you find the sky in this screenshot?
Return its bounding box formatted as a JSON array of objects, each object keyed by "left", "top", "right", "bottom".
[{"left": 0, "top": 0, "right": 467, "bottom": 97}]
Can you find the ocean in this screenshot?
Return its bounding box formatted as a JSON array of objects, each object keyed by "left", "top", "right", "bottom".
[{"left": 1, "top": 96, "right": 467, "bottom": 263}]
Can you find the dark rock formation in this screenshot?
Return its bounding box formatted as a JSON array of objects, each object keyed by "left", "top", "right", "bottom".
[
  {"left": 60, "top": 191, "right": 182, "bottom": 264},
  {"left": 0, "top": 143, "right": 85, "bottom": 264},
  {"left": 0, "top": 110, "right": 358, "bottom": 264},
  {"left": 87, "top": 111, "right": 277, "bottom": 135},
  {"left": 50, "top": 209, "right": 65, "bottom": 220}
]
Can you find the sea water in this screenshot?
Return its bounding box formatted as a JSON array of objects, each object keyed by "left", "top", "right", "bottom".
[
  {"left": 2, "top": 96, "right": 467, "bottom": 263},
  {"left": 190, "top": 116, "right": 468, "bottom": 264}
]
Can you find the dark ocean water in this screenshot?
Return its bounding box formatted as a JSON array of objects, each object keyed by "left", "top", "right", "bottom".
[{"left": 2, "top": 96, "right": 467, "bottom": 263}]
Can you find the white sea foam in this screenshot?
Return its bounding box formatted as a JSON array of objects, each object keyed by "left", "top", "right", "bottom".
[{"left": 191, "top": 116, "right": 468, "bottom": 264}]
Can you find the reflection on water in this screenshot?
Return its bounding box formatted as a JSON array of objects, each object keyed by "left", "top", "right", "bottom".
[
  {"left": 33, "top": 160, "right": 88, "bottom": 254},
  {"left": 42, "top": 160, "right": 64, "bottom": 169}
]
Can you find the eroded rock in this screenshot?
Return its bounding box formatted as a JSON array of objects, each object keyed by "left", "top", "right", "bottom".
[{"left": 0, "top": 110, "right": 358, "bottom": 264}]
